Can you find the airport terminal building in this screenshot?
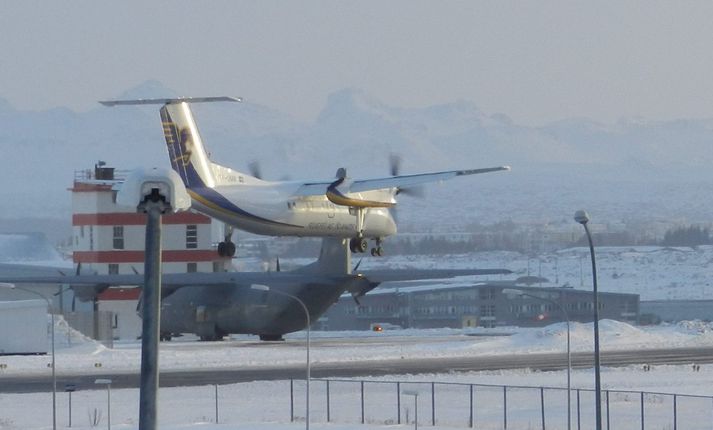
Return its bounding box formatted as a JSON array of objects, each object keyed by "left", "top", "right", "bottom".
[{"left": 322, "top": 280, "right": 640, "bottom": 330}]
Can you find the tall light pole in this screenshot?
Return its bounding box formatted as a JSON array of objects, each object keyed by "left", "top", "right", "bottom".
[
  {"left": 0, "top": 283, "right": 56, "bottom": 430},
  {"left": 251, "top": 284, "right": 311, "bottom": 430},
  {"left": 503, "top": 288, "right": 571, "bottom": 430},
  {"left": 574, "top": 210, "right": 602, "bottom": 430}
]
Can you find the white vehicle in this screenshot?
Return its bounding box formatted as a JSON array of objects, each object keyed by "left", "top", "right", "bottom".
[{"left": 101, "top": 97, "right": 509, "bottom": 257}]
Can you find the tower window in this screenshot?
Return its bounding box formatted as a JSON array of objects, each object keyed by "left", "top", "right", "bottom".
[
  {"left": 113, "top": 226, "right": 124, "bottom": 250},
  {"left": 186, "top": 225, "right": 198, "bottom": 249}
]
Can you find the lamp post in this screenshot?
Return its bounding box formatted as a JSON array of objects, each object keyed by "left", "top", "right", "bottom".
[
  {"left": 94, "top": 379, "right": 112, "bottom": 430},
  {"left": 503, "top": 288, "right": 571, "bottom": 430},
  {"left": 251, "top": 284, "right": 311, "bottom": 430},
  {"left": 574, "top": 209, "right": 602, "bottom": 430},
  {"left": 0, "top": 283, "right": 56, "bottom": 430}
]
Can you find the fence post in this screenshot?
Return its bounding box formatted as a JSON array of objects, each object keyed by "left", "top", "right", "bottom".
[
  {"left": 540, "top": 387, "right": 545, "bottom": 430},
  {"left": 290, "top": 379, "right": 294, "bottom": 422},
  {"left": 673, "top": 394, "right": 677, "bottom": 430},
  {"left": 640, "top": 391, "right": 644, "bottom": 430},
  {"left": 469, "top": 384, "right": 474, "bottom": 428},
  {"left": 326, "top": 380, "right": 331, "bottom": 422},
  {"left": 503, "top": 386, "right": 508, "bottom": 430},
  {"left": 577, "top": 389, "right": 581, "bottom": 430},
  {"left": 214, "top": 384, "right": 219, "bottom": 424},
  {"left": 361, "top": 380, "right": 365, "bottom": 424},
  {"left": 606, "top": 390, "right": 610, "bottom": 430},
  {"left": 397, "top": 382, "right": 401, "bottom": 425},
  {"left": 431, "top": 382, "right": 436, "bottom": 426}
]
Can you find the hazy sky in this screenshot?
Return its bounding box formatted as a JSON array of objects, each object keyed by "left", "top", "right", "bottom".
[{"left": 2, "top": 1, "right": 712, "bottom": 125}]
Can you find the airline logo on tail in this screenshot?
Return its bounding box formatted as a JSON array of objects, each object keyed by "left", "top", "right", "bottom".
[{"left": 161, "top": 109, "right": 193, "bottom": 168}]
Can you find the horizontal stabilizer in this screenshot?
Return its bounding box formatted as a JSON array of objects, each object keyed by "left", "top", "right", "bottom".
[{"left": 99, "top": 96, "right": 242, "bottom": 106}]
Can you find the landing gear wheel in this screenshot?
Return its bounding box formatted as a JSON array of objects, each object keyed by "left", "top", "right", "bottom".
[
  {"left": 371, "top": 246, "right": 384, "bottom": 257},
  {"left": 217, "top": 241, "right": 236, "bottom": 257},
  {"left": 160, "top": 332, "right": 172, "bottom": 341},
  {"left": 350, "top": 237, "right": 368, "bottom": 253},
  {"left": 225, "top": 241, "right": 236, "bottom": 257}
]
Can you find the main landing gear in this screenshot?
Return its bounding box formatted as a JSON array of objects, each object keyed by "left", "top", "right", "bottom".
[
  {"left": 217, "top": 225, "right": 236, "bottom": 257},
  {"left": 350, "top": 237, "right": 384, "bottom": 256},
  {"left": 349, "top": 206, "right": 385, "bottom": 256}
]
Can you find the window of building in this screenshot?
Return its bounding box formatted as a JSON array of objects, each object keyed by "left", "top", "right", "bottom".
[
  {"left": 108, "top": 263, "right": 119, "bottom": 275},
  {"left": 186, "top": 225, "right": 198, "bottom": 249},
  {"left": 480, "top": 304, "right": 496, "bottom": 317},
  {"left": 213, "top": 261, "right": 224, "bottom": 272},
  {"left": 113, "top": 226, "right": 124, "bottom": 250},
  {"left": 479, "top": 288, "right": 495, "bottom": 300},
  {"left": 187, "top": 262, "right": 197, "bottom": 273}
]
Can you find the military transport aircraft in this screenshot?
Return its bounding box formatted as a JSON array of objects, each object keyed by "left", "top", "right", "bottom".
[
  {"left": 100, "top": 97, "right": 510, "bottom": 257},
  {"left": 0, "top": 238, "right": 510, "bottom": 341}
]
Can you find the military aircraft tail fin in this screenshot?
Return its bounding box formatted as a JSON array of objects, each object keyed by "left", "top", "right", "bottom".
[{"left": 297, "top": 238, "right": 352, "bottom": 275}]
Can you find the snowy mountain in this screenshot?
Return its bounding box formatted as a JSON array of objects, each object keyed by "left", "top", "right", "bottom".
[{"left": 1, "top": 80, "right": 712, "bottom": 239}]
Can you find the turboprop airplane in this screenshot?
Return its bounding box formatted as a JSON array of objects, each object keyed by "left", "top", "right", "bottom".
[
  {"left": 0, "top": 239, "right": 510, "bottom": 341},
  {"left": 100, "top": 97, "right": 510, "bottom": 257}
]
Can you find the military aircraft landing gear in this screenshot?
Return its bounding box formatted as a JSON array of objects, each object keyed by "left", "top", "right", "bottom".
[{"left": 217, "top": 224, "right": 236, "bottom": 257}]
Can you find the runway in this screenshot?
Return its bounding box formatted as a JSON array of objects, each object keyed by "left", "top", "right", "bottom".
[{"left": 3, "top": 339, "right": 713, "bottom": 394}]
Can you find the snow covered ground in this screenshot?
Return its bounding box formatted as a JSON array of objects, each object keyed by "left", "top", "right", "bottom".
[
  {"left": 353, "top": 245, "right": 713, "bottom": 301},
  {"left": 3, "top": 319, "right": 713, "bottom": 429}
]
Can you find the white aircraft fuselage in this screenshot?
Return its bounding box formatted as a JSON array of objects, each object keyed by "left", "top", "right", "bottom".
[{"left": 192, "top": 180, "right": 397, "bottom": 238}]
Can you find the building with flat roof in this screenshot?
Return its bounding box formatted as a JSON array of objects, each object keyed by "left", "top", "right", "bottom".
[{"left": 322, "top": 280, "right": 639, "bottom": 330}]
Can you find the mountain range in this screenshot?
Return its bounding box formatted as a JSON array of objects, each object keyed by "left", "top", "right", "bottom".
[{"left": 2, "top": 80, "right": 712, "bottom": 242}]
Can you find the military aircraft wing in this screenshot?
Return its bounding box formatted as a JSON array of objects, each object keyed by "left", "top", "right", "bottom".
[
  {"left": 357, "top": 268, "right": 512, "bottom": 284},
  {"left": 0, "top": 270, "right": 331, "bottom": 288},
  {"left": 293, "top": 166, "right": 510, "bottom": 196}
]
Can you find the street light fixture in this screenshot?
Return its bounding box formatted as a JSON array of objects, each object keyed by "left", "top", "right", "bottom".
[
  {"left": 574, "top": 209, "right": 602, "bottom": 430},
  {"left": 503, "top": 288, "right": 571, "bottom": 430},
  {"left": 0, "top": 282, "right": 56, "bottom": 430},
  {"left": 251, "top": 284, "right": 311, "bottom": 430},
  {"left": 94, "top": 378, "right": 112, "bottom": 430}
]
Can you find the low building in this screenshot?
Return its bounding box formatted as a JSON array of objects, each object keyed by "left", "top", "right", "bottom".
[{"left": 322, "top": 281, "right": 640, "bottom": 330}]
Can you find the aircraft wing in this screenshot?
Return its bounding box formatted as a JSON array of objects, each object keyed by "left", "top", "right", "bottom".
[
  {"left": 293, "top": 166, "right": 510, "bottom": 197},
  {"left": 358, "top": 268, "right": 512, "bottom": 284},
  {"left": 0, "top": 270, "right": 312, "bottom": 288},
  {"left": 349, "top": 167, "right": 510, "bottom": 193}
]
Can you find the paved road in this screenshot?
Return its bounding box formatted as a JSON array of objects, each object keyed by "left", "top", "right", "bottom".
[{"left": 3, "top": 346, "right": 713, "bottom": 393}]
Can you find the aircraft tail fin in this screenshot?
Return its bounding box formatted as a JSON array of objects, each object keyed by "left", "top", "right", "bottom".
[
  {"left": 160, "top": 102, "right": 217, "bottom": 188},
  {"left": 100, "top": 97, "right": 241, "bottom": 189},
  {"left": 296, "top": 238, "right": 352, "bottom": 275}
]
